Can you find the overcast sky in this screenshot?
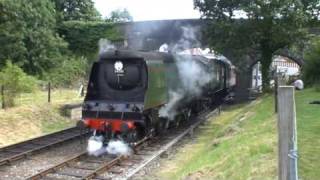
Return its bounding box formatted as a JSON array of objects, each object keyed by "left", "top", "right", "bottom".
[{"left": 93, "top": 0, "right": 201, "bottom": 21}]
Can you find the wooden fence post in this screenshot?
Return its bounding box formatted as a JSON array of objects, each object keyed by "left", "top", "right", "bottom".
[
  {"left": 274, "top": 74, "right": 279, "bottom": 113},
  {"left": 1, "top": 85, "right": 5, "bottom": 109},
  {"left": 48, "top": 82, "right": 51, "bottom": 103},
  {"left": 277, "top": 86, "right": 298, "bottom": 180},
  {"left": 78, "top": 84, "right": 84, "bottom": 97}
]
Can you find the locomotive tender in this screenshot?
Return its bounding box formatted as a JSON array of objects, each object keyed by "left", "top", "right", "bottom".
[{"left": 81, "top": 50, "right": 235, "bottom": 143}]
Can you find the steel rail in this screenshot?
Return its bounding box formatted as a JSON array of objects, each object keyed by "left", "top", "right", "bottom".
[
  {"left": 0, "top": 127, "right": 88, "bottom": 166},
  {"left": 27, "top": 136, "right": 150, "bottom": 180},
  {"left": 27, "top": 107, "right": 219, "bottom": 180},
  {"left": 27, "top": 151, "right": 88, "bottom": 180},
  {"left": 82, "top": 136, "right": 150, "bottom": 180}
]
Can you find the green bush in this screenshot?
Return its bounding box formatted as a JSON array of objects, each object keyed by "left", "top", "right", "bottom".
[
  {"left": 303, "top": 37, "right": 320, "bottom": 87},
  {"left": 0, "top": 61, "right": 38, "bottom": 107},
  {"left": 314, "top": 83, "right": 320, "bottom": 92},
  {"left": 58, "top": 21, "right": 123, "bottom": 60},
  {"left": 44, "top": 56, "right": 88, "bottom": 87}
]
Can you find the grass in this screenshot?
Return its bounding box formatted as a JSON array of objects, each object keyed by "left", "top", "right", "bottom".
[
  {"left": 0, "top": 89, "right": 83, "bottom": 147},
  {"left": 295, "top": 88, "right": 320, "bottom": 179},
  {"left": 153, "top": 88, "right": 319, "bottom": 180}
]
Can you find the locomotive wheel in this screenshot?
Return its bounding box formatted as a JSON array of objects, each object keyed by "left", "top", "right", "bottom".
[
  {"left": 183, "top": 109, "right": 192, "bottom": 122},
  {"left": 104, "top": 124, "right": 113, "bottom": 142},
  {"left": 175, "top": 115, "right": 183, "bottom": 127},
  {"left": 126, "top": 129, "right": 138, "bottom": 143},
  {"left": 168, "top": 115, "right": 181, "bottom": 128},
  {"left": 155, "top": 118, "right": 168, "bottom": 135}
]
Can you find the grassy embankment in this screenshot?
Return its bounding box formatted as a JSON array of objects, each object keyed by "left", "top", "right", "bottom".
[
  {"left": 0, "top": 89, "right": 83, "bottom": 147},
  {"left": 155, "top": 88, "right": 320, "bottom": 180}
]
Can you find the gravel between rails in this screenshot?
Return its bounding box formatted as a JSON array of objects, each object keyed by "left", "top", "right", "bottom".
[
  {"left": 129, "top": 134, "right": 197, "bottom": 180},
  {"left": 0, "top": 139, "right": 87, "bottom": 180}
]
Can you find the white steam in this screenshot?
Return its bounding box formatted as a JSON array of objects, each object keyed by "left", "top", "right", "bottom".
[
  {"left": 106, "top": 140, "right": 133, "bottom": 156},
  {"left": 159, "top": 43, "right": 169, "bottom": 52},
  {"left": 87, "top": 136, "right": 107, "bottom": 156},
  {"left": 159, "top": 26, "right": 213, "bottom": 120},
  {"left": 159, "top": 90, "right": 184, "bottom": 120},
  {"left": 99, "top": 39, "right": 116, "bottom": 54},
  {"left": 172, "top": 26, "right": 201, "bottom": 53},
  {"left": 87, "top": 136, "right": 133, "bottom": 157},
  {"left": 176, "top": 56, "right": 212, "bottom": 95}
]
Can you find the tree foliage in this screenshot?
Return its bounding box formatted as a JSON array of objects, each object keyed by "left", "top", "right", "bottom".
[
  {"left": 58, "top": 21, "right": 123, "bottom": 60},
  {"left": 106, "top": 8, "right": 133, "bottom": 23},
  {"left": 301, "top": 0, "right": 320, "bottom": 23},
  {"left": 0, "top": 0, "right": 126, "bottom": 90},
  {"left": 0, "top": 61, "right": 38, "bottom": 107},
  {"left": 0, "top": 0, "right": 68, "bottom": 76},
  {"left": 303, "top": 36, "right": 320, "bottom": 86},
  {"left": 194, "top": 0, "right": 318, "bottom": 89},
  {"left": 44, "top": 56, "right": 88, "bottom": 87},
  {"left": 52, "top": 0, "right": 101, "bottom": 21}
]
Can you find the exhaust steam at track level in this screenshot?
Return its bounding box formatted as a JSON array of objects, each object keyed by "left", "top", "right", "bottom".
[{"left": 87, "top": 135, "right": 133, "bottom": 157}]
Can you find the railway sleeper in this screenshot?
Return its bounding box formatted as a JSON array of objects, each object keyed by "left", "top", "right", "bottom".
[
  {"left": 108, "top": 167, "right": 123, "bottom": 174},
  {"left": 71, "top": 164, "right": 98, "bottom": 171},
  {"left": 55, "top": 167, "right": 92, "bottom": 178},
  {"left": 118, "top": 161, "right": 134, "bottom": 166}
]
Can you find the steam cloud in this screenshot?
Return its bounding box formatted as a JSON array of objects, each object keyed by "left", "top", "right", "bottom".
[
  {"left": 87, "top": 136, "right": 107, "bottom": 156},
  {"left": 159, "top": 26, "right": 213, "bottom": 120},
  {"left": 106, "top": 140, "right": 133, "bottom": 156},
  {"left": 172, "top": 26, "right": 201, "bottom": 52},
  {"left": 99, "top": 39, "right": 116, "bottom": 54},
  {"left": 159, "top": 90, "right": 184, "bottom": 120},
  {"left": 87, "top": 136, "right": 133, "bottom": 157}
]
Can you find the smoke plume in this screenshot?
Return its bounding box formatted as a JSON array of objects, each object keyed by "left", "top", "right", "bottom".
[
  {"left": 159, "top": 26, "right": 213, "bottom": 120},
  {"left": 106, "top": 140, "right": 133, "bottom": 156},
  {"left": 159, "top": 90, "right": 184, "bottom": 120},
  {"left": 87, "top": 136, "right": 133, "bottom": 157},
  {"left": 87, "top": 136, "right": 107, "bottom": 156},
  {"left": 99, "top": 39, "right": 116, "bottom": 54},
  {"left": 171, "top": 26, "right": 201, "bottom": 52}
]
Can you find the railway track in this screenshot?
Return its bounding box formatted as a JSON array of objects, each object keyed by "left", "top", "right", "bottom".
[
  {"left": 27, "top": 107, "right": 219, "bottom": 180},
  {"left": 124, "top": 107, "right": 220, "bottom": 179},
  {"left": 0, "top": 127, "right": 89, "bottom": 167},
  {"left": 27, "top": 137, "right": 149, "bottom": 180}
]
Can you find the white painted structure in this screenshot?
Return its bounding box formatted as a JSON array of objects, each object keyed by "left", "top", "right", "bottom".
[
  {"left": 252, "top": 62, "right": 262, "bottom": 90},
  {"left": 272, "top": 56, "right": 300, "bottom": 76},
  {"left": 251, "top": 56, "right": 301, "bottom": 90}
]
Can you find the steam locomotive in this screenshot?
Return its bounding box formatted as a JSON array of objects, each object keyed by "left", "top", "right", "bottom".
[{"left": 81, "top": 50, "right": 235, "bottom": 144}]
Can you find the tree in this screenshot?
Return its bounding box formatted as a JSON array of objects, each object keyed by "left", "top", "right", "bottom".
[
  {"left": 0, "top": 61, "right": 37, "bottom": 107},
  {"left": 52, "top": 0, "right": 101, "bottom": 22},
  {"left": 0, "top": 0, "right": 68, "bottom": 76},
  {"left": 303, "top": 36, "right": 320, "bottom": 86},
  {"left": 301, "top": 0, "right": 320, "bottom": 23},
  {"left": 44, "top": 56, "right": 88, "bottom": 87},
  {"left": 58, "top": 21, "right": 123, "bottom": 60},
  {"left": 106, "top": 8, "right": 133, "bottom": 23},
  {"left": 194, "top": 0, "right": 318, "bottom": 89}
]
